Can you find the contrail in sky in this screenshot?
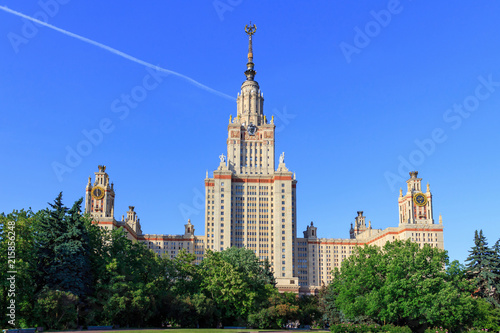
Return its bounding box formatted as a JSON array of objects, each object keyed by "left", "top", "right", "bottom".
[{"left": 0, "top": 5, "right": 235, "bottom": 101}]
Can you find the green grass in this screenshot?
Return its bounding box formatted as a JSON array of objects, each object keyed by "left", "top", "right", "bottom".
[
  {"left": 105, "top": 330, "right": 282, "bottom": 333},
  {"left": 102, "top": 329, "right": 327, "bottom": 333}
]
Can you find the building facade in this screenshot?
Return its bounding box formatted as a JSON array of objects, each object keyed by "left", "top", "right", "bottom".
[{"left": 84, "top": 26, "right": 444, "bottom": 294}]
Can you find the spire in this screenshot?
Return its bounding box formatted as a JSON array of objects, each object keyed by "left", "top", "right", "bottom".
[{"left": 244, "top": 22, "right": 257, "bottom": 81}]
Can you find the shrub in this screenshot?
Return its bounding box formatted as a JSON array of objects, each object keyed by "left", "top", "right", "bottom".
[
  {"left": 381, "top": 324, "right": 411, "bottom": 333},
  {"left": 330, "top": 322, "right": 413, "bottom": 333},
  {"left": 424, "top": 327, "right": 448, "bottom": 333},
  {"left": 33, "top": 289, "right": 79, "bottom": 330}
]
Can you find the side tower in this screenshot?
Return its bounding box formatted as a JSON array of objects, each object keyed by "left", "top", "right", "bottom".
[
  {"left": 398, "top": 171, "right": 434, "bottom": 225},
  {"left": 85, "top": 165, "right": 143, "bottom": 240},
  {"left": 85, "top": 165, "right": 115, "bottom": 230},
  {"left": 350, "top": 211, "right": 367, "bottom": 238},
  {"left": 204, "top": 24, "right": 298, "bottom": 292},
  {"left": 396, "top": 171, "right": 444, "bottom": 249},
  {"left": 125, "top": 206, "right": 142, "bottom": 236}
]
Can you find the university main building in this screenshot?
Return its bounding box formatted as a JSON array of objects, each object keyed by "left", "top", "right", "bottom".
[{"left": 84, "top": 26, "right": 444, "bottom": 294}]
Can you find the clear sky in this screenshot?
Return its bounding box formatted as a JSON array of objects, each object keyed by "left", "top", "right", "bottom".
[{"left": 1, "top": 1, "right": 499, "bottom": 264}]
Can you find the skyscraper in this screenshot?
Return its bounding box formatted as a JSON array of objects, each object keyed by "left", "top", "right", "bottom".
[
  {"left": 85, "top": 25, "right": 444, "bottom": 294},
  {"left": 204, "top": 23, "right": 298, "bottom": 290}
]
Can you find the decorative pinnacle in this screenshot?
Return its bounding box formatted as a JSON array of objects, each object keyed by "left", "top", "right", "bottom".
[{"left": 244, "top": 22, "right": 257, "bottom": 81}]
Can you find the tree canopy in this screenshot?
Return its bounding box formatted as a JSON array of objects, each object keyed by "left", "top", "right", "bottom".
[
  {"left": 199, "top": 247, "right": 275, "bottom": 325},
  {"left": 1, "top": 195, "right": 498, "bottom": 331},
  {"left": 328, "top": 240, "right": 478, "bottom": 333}
]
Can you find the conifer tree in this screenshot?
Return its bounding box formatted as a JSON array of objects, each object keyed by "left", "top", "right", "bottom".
[
  {"left": 491, "top": 239, "right": 500, "bottom": 306},
  {"left": 465, "top": 230, "right": 499, "bottom": 306},
  {"left": 59, "top": 198, "right": 92, "bottom": 297},
  {"left": 35, "top": 192, "right": 67, "bottom": 292},
  {"left": 35, "top": 193, "right": 91, "bottom": 298}
]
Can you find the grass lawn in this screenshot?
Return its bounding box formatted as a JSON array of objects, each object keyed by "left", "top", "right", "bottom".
[{"left": 101, "top": 328, "right": 329, "bottom": 333}]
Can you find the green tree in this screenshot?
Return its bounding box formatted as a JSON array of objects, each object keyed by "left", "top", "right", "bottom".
[
  {"left": 329, "top": 240, "right": 478, "bottom": 333},
  {"left": 472, "top": 297, "right": 500, "bottom": 331},
  {"left": 318, "top": 285, "right": 343, "bottom": 326},
  {"left": 465, "top": 230, "right": 499, "bottom": 306},
  {"left": 331, "top": 244, "right": 384, "bottom": 324},
  {"left": 298, "top": 295, "right": 322, "bottom": 327},
  {"left": 491, "top": 238, "right": 500, "bottom": 306},
  {"left": 0, "top": 210, "right": 39, "bottom": 328},
  {"left": 247, "top": 307, "right": 275, "bottom": 329},
  {"left": 33, "top": 289, "right": 79, "bottom": 330},
  {"left": 34, "top": 194, "right": 91, "bottom": 298},
  {"left": 249, "top": 290, "right": 321, "bottom": 328},
  {"left": 219, "top": 246, "right": 276, "bottom": 287},
  {"left": 165, "top": 249, "right": 201, "bottom": 295},
  {"left": 89, "top": 228, "right": 168, "bottom": 327},
  {"left": 199, "top": 247, "right": 275, "bottom": 326}
]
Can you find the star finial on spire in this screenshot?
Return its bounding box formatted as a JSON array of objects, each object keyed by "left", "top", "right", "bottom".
[
  {"left": 244, "top": 22, "right": 257, "bottom": 81},
  {"left": 245, "top": 22, "right": 257, "bottom": 36}
]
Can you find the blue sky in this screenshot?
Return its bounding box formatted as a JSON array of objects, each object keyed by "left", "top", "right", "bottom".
[{"left": 1, "top": 1, "right": 499, "bottom": 263}]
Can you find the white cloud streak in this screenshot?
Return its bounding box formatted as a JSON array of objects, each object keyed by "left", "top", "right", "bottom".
[{"left": 0, "top": 5, "right": 235, "bottom": 101}]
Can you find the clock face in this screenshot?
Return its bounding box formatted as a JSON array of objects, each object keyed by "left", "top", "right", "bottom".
[
  {"left": 247, "top": 124, "right": 257, "bottom": 136},
  {"left": 413, "top": 193, "right": 427, "bottom": 206},
  {"left": 91, "top": 186, "right": 105, "bottom": 200}
]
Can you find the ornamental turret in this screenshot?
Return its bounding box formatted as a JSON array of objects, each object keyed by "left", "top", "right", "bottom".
[
  {"left": 398, "top": 171, "right": 434, "bottom": 225},
  {"left": 85, "top": 165, "right": 115, "bottom": 220}
]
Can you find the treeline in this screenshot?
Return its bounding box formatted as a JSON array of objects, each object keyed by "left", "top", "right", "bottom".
[
  {"left": 1, "top": 194, "right": 499, "bottom": 331},
  {"left": 0, "top": 194, "right": 322, "bottom": 329},
  {"left": 326, "top": 232, "right": 500, "bottom": 332}
]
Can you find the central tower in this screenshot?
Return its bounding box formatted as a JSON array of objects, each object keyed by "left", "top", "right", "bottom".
[
  {"left": 204, "top": 24, "right": 299, "bottom": 292},
  {"left": 227, "top": 23, "right": 275, "bottom": 175}
]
